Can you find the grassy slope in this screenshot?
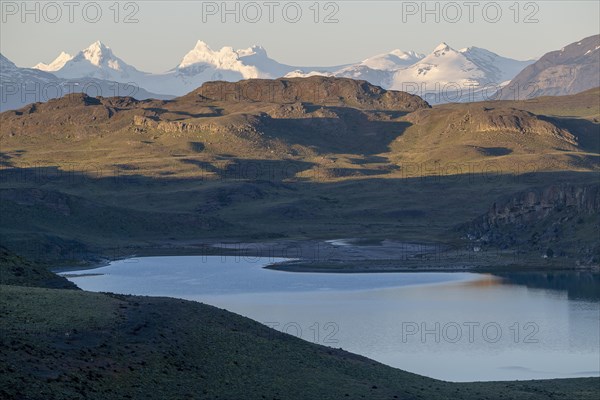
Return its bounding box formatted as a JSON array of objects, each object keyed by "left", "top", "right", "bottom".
[
  {"left": 389, "top": 88, "right": 600, "bottom": 170},
  {"left": 1, "top": 170, "right": 597, "bottom": 266},
  {"left": 1, "top": 78, "right": 599, "bottom": 398},
  {"left": 498, "top": 87, "right": 600, "bottom": 119},
  {"left": 0, "top": 87, "right": 598, "bottom": 265},
  {"left": 0, "top": 247, "right": 78, "bottom": 289},
  {"left": 2, "top": 282, "right": 599, "bottom": 400}
]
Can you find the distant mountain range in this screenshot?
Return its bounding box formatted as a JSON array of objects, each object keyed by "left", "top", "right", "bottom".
[
  {"left": 292, "top": 43, "right": 534, "bottom": 103},
  {"left": 28, "top": 40, "right": 345, "bottom": 100},
  {"left": 2, "top": 35, "right": 599, "bottom": 111},
  {"left": 27, "top": 40, "right": 533, "bottom": 103},
  {"left": 0, "top": 53, "right": 172, "bottom": 111},
  {"left": 499, "top": 34, "right": 600, "bottom": 100}
]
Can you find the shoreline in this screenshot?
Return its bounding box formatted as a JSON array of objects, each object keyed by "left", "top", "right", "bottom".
[
  {"left": 3, "top": 284, "right": 598, "bottom": 399},
  {"left": 51, "top": 238, "right": 599, "bottom": 274},
  {"left": 52, "top": 257, "right": 599, "bottom": 383}
]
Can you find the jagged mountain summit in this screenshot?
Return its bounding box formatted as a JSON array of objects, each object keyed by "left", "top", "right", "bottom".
[
  {"left": 389, "top": 43, "right": 534, "bottom": 102},
  {"left": 361, "top": 50, "right": 425, "bottom": 70},
  {"left": 499, "top": 34, "right": 600, "bottom": 100},
  {"left": 177, "top": 40, "right": 302, "bottom": 78},
  {"left": 33, "top": 51, "right": 73, "bottom": 72},
  {"left": 33, "top": 40, "right": 344, "bottom": 97},
  {"left": 43, "top": 41, "right": 149, "bottom": 83},
  {"left": 415, "top": 43, "right": 532, "bottom": 85},
  {"left": 0, "top": 53, "right": 172, "bottom": 111},
  {"left": 285, "top": 42, "right": 533, "bottom": 103},
  {"left": 32, "top": 40, "right": 533, "bottom": 103}
]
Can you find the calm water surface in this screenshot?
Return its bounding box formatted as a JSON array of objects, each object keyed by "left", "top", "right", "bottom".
[{"left": 61, "top": 256, "right": 600, "bottom": 382}]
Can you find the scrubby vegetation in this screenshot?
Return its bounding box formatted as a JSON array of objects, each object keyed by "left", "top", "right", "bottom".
[{"left": 1, "top": 249, "right": 599, "bottom": 399}]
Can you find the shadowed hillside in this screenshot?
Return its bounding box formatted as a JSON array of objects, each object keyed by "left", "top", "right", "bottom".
[
  {"left": 463, "top": 183, "right": 600, "bottom": 264},
  {"left": 1, "top": 250, "right": 599, "bottom": 399},
  {"left": 0, "top": 78, "right": 598, "bottom": 266}
]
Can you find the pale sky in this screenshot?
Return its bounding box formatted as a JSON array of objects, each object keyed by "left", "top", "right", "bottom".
[{"left": 1, "top": 1, "right": 599, "bottom": 72}]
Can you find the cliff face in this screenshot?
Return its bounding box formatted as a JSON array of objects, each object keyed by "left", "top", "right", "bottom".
[
  {"left": 465, "top": 184, "right": 600, "bottom": 264},
  {"left": 483, "top": 185, "right": 600, "bottom": 227}
]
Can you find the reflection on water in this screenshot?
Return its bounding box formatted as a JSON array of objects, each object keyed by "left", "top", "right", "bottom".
[
  {"left": 61, "top": 257, "right": 600, "bottom": 382},
  {"left": 494, "top": 272, "right": 600, "bottom": 301}
]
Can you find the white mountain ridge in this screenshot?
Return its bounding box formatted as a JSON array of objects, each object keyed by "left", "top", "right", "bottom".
[
  {"left": 289, "top": 42, "right": 534, "bottom": 102},
  {"left": 0, "top": 52, "right": 171, "bottom": 111},
  {"left": 34, "top": 40, "right": 345, "bottom": 97},
  {"left": 389, "top": 43, "right": 534, "bottom": 102},
  {"left": 31, "top": 40, "right": 535, "bottom": 103},
  {"left": 45, "top": 41, "right": 149, "bottom": 83},
  {"left": 34, "top": 51, "right": 73, "bottom": 72}
]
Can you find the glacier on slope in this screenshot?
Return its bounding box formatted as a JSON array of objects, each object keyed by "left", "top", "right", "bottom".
[{"left": 30, "top": 40, "right": 535, "bottom": 103}]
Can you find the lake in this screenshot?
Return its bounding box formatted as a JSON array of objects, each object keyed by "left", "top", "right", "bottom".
[{"left": 60, "top": 256, "right": 600, "bottom": 382}]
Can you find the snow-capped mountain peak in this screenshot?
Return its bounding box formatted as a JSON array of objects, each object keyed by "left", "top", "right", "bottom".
[
  {"left": 390, "top": 50, "right": 424, "bottom": 60},
  {"left": 33, "top": 51, "right": 73, "bottom": 72},
  {"left": 1, "top": 52, "right": 172, "bottom": 111},
  {"left": 178, "top": 40, "right": 241, "bottom": 69},
  {"left": 237, "top": 45, "right": 268, "bottom": 58},
  {"left": 388, "top": 41, "right": 535, "bottom": 102},
  {"left": 80, "top": 40, "right": 113, "bottom": 67},
  {"left": 459, "top": 46, "right": 477, "bottom": 53},
  {"left": 174, "top": 40, "right": 297, "bottom": 82},
  {"left": 459, "top": 46, "right": 499, "bottom": 58},
  {"left": 433, "top": 42, "right": 452, "bottom": 55},
  {"left": 360, "top": 49, "right": 424, "bottom": 70},
  {"left": 37, "top": 40, "right": 144, "bottom": 82},
  {"left": 28, "top": 39, "right": 536, "bottom": 104},
  {"left": 189, "top": 39, "right": 214, "bottom": 56}
]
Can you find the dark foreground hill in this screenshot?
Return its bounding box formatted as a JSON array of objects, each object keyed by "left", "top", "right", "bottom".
[{"left": 1, "top": 250, "right": 598, "bottom": 400}]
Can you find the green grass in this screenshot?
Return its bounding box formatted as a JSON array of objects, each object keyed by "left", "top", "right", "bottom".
[
  {"left": 1, "top": 169, "right": 597, "bottom": 268},
  {"left": 1, "top": 86, "right": 598, "bottom": 266},
  {"left": 1, "top": 78, "right": 599, "bottom": 398},
  {"left": 2, "top": 283, "right": 599, "bottom": 400},
  {"left": 0, "top": 247, "right": 77, "bottom": 289}
]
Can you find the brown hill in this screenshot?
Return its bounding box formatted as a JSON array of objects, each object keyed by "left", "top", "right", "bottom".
[
  {"left": 0, "top": 78, "right": 598, "bottom": 262},
  {"left": 389, "top": 102, "right": 596, "bottom": 172},
  {"left": 186, "top": 76, "right": 431, "bottom": 110},
  {"left": 1, "top": 77, "right": 597, "bottom": 177}
]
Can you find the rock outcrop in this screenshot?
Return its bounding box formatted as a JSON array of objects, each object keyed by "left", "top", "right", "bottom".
[{"left": 465, "top": 184, "right": 600, "bottom": 264}]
